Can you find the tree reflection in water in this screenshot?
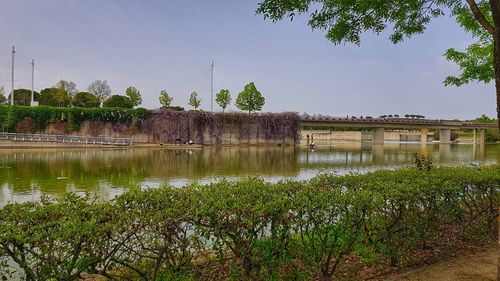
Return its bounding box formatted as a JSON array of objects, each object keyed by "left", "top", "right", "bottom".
[{"left": 0, "top": 143, "right": 497, "bottom": 204}]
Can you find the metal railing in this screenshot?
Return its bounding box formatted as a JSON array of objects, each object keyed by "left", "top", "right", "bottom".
[{"left": 0, "top": 132, "right": 132, "bottom": 146}]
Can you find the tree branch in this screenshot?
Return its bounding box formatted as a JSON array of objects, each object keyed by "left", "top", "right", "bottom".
[{"left": 465, "top": 0, "right": 494, "bottom": 34}]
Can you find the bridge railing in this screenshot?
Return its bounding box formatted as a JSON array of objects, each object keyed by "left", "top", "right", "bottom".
[{"left": 0, "top": 132, "right": 132, "bottom": 146}]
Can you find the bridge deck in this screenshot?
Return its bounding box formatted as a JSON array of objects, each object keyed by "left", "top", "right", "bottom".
[{"left": 300, "top": 117, "right": 495, "bottom": 130}]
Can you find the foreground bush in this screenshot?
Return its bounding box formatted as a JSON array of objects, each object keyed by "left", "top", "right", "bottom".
[{"left": 0, "top": 166, "right": 498, "bottom": 280}]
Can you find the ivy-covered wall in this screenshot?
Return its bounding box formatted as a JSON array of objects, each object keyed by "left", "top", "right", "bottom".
[
  {"left": 0, "top": 106, "right": 301, "bottom": 145},
  {"left": 0, "top": 105, "right": 151, "bottom": 133},
  {"left": 143, "top": 109, "right": 301, "bottom": 145}
]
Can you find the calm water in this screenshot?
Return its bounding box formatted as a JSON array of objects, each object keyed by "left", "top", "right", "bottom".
[{"left": 1, "top": 142, "right": 499, "bottom": 205}]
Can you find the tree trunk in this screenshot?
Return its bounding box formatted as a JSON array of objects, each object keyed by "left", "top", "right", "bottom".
[{"left": 491, "top": 0, "right": 500, "bottom": 131}]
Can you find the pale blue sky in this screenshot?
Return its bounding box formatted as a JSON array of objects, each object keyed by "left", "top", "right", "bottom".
[{"left": 0, "top": 0, "right": 495, "bottom": 119}]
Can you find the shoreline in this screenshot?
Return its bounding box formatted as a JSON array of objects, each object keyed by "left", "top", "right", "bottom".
[{"left": 0, "top": 140, "right": 498, "bottom": 149}]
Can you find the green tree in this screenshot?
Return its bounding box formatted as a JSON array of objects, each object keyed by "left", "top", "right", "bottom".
[
  {"left": 125, "top": 86, "right": 142, "bottom": 107},
  {"left": 159, "top": 90, "right": 173, "bottom": 107},
  {"left": 236, "top": 82, "right": 265, "bottom": 113},
  {"left": 87, "top": 80, "right": 111, "bottom": 104},
  {"left": 39, "top": 88, "right": 71, "bottom": 107},
  {"left": 0, "top": 86, "right": 6, "bottom": 104},
  {"left": 445, "top": 3, "right": 494, "bottom": 88},
  {"left": 55, "top": 80, "right": 78, "bottom": 97},
  {"left": 256, "top": 0, "right": 500, "bottom": 130},
  {"left": 9, "top": 89, "right": 41, "bottom": 106},
  {"left": 72, "top": 92, "right": 100, "bottom": 108},
  {"left": 188, "top": 91, "right": 201, "bottom": 110},
  {"left": 103, "top": 95, "right": 134, "bottom": 109},
  {"left": 216, "top": 89, "right": 231, "bottom": 112}
]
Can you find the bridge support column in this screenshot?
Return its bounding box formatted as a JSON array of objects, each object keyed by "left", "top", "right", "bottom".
[
  {"left": 473, "top": 129, "right": 485, "bottom": 144},
  {"left": 420, "top": 128, "right": 429, "bottom": 143},
  {"left": 372, "top": 128, "right": 384, "bottom": 144},
  {"left": 439, "top": 129, "right": 451, "bottom": 144}
]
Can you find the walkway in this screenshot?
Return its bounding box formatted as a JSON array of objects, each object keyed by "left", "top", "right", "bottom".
[{"left": 389, "top": 246, "right": 497, "bottom": 281}]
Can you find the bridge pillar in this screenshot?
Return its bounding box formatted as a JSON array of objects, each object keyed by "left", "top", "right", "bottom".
[
  {"left": 372, "top": 128, "right": 384, "bottom": 144},
  {"left": 473, "top": 129, "right": 485, "bottom": 144},
  {"left": 420, "top": 128, "right": 429, "bottom": 143},
  {"left": 439, "top": 129, "right": 451, "bottom": 144}
]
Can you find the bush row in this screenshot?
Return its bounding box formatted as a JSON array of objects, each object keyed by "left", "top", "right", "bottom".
[
  {"left": 0, "top": 105, "right": 151, "bottom": 132},
  {"left": 0, "top": 166, "right": 498, "bottom": 280}
]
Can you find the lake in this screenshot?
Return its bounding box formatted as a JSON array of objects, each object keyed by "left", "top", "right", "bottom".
[{"left": 1, "top": 142, "right": 499, "bottom": 205}]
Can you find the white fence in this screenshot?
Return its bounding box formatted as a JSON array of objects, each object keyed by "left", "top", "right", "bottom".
[{"left": 0, "top": 132, "right": 132, "bottom": 146}]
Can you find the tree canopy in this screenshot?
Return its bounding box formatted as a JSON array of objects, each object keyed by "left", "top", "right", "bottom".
[
  {"left": 0, "top": 86, "right": 6, "bottom": 104},
  {"left": 39, "top": 88, "right": 71, "bottom": 107},
  {"left": 188, "top": 91, "right": 201, "bottom": 110},
  {"left": 88, "top": 80, "right": 111, "bottom": 103},
  {"left": 125, "top": 86, "right": 142, "bottom": 107},
  {"left": 444, "top": 3, "right": 494, "bottom": 86},
  {"left": 103, "top": 95, "right": 134, "bottom": 109},
  {"left": 9, "top": 89, "right": 40, "bottom": 106},
  {"left": 72, "top": 92, "right": 100, "bottom": 108},
  {"left": 216, "top": 89, "right": 231, "bottom": 112},
  {"left": 55, "top": 80, "right": 78, "bottom": 97},
  {"left": 159, "top": 90, "right": 173, "bottom": 107},
  {"left": 236, "top": 82, "right": 265, "bottom": 113}
]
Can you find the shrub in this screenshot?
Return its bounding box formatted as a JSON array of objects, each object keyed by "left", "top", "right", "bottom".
[{"left": 0, "top": 166, "right": 498, "bottom": 280}]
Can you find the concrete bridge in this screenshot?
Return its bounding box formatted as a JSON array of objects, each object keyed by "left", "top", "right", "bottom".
[{"left": 300, "top": 116, "right": 496, "bottom": 144}]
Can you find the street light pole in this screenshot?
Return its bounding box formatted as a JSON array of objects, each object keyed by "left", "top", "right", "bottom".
[
  {"left": 31, "top": 59, "right": 35, "bottom": 105},
  {"left": 10, "top": 46, "right": 15, "bottom": 106},
  {"left": 211, "top": 60, "right": 214, "bottom": 112}
]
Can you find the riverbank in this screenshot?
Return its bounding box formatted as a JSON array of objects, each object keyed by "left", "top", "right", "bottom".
[
  {"left": 0, "top": 140, "right": 205, "bottom": 149},
  {"left": 1, "top": 166, "right": 497, "bottom": 280}
]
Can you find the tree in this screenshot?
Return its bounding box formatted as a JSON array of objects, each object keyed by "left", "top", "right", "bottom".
[
  {"left": 125, "top": 86, "right": 142, "bottom": 107},
  {"left": 55, "top": 80, "right": 78, "bottom": 97},
  {"left": 0, "top": 86, "right": 6, "bottom": 104},
  {"left": 9, "top": 89, "right": 40, "bottom": 106},
  {"left": 103, "top": 95, "right": 134, "bottom": 109},
  {"left": 159, "top": 90, "right": 173, "bottom": 107},
  {"left": 445, "top": 4, "right": 493, "bottom": 87},
  {"left": 188, "top": 91, "right": 201, "bottom": 110},
  {"left": 256, "top": 0, "right": 500, "bottom": 130},
  {"left": 236, "top": 82, "right": 265, "bottom": 113},
  {"left": 72, "top": 92, "right": 100, "bottom": 108},
  {"left": 39, "top": 88, "right": 71, "bottom": 107},
  {"left": 216, "top": 89, "right": 231, "bottom": 112},
  {"left": 88, "top": 80, "right": 111, "bottom": 104}
]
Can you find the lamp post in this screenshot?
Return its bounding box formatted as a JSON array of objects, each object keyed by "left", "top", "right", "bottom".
[{"left": 10, "top": 46, "right": 15, "bottom": 106}]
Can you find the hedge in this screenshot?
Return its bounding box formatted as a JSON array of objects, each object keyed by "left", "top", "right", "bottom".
[
  {"left": 0, "top": 166, "right": 498, "bottom": 280},
  {"left": 0, "top": 105, "right": 151, "bottom": 132}
]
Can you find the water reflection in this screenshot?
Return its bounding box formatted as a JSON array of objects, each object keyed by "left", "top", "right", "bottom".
[{"left": 0, "top": 142, "right": 498, "bottom": 204}]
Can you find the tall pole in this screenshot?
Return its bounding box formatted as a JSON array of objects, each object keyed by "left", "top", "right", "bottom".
[
  {"left": 10, "top": 46, "right": 15, "bottom": 106},
  {"left": 211, "top": 60, "right": 214, "bottom": 112},
  {"left": 31, "top": 59, "right": 35, "bottom": 105}
]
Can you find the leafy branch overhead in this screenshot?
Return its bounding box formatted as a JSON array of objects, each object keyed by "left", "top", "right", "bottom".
[
  {"left": 256, "top": 0, "right": 500, "bottom": 130},
  {"left": 257, "top": 0, "right": 464, "bottom": 45},
  {"left": 444, "top": 2, "right": 494, "bottom": 86}
]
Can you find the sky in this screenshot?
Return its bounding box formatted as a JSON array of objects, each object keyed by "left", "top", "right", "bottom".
[{"left": 0, "top": 0, "right": 495, "bottom": 120}]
